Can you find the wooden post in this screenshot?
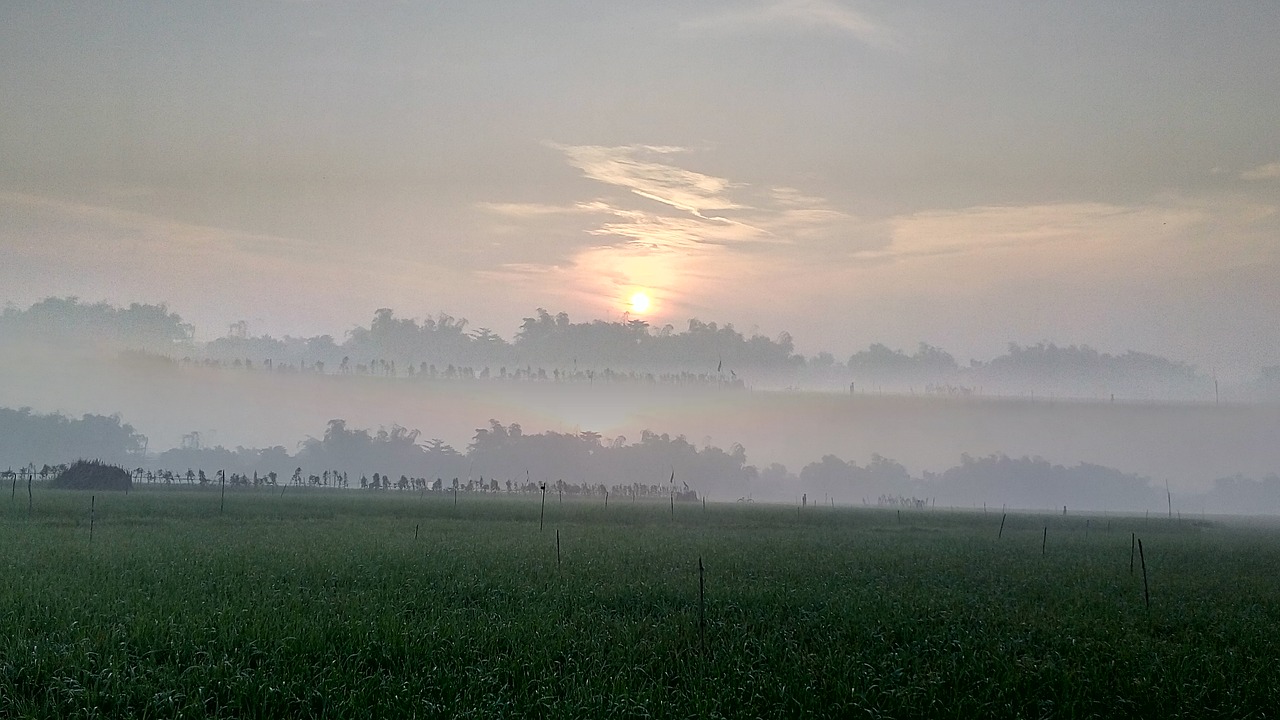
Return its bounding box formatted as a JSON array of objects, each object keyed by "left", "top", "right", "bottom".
[
  {"left": 1041, "top": 526, "right": 1047, "bottom": 556},
  {"left": 219, "top": 471, "right": 226, "bottom": 514},
  {"left": 556, "top": 529, "right": 561, "bottom": 572},
  {"left": 540, "top": 484, "right": 546, "bottom": 531},
  {"left": 90, "top": 495, "right": 95, "bottom": 543},
  {"left": 1138, "top": 538, "right": 1150, "bottom": 610},
  {"left": 998, "top": 513, "right": 1007, "bottom": 539}
]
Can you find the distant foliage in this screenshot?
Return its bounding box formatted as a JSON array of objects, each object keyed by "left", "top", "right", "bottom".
[
  {"left": 1206, "top": 473, "right": 1280, "bottom": 515},
  {"left": 3, "top": 297, "right": 1233, "bottom": 399},
  {"left": 0, "top": 407, "right": 147, "bottom": 469},
  {"left": 3, "top": 403, "right": 1277, "bottom": 513},
  {"left": 970, "top": 343, "right": 1205, "bottom": 399},
  {"left": 927, "top": 454, "right": 1159, "bottom": 512},
  {"left": 846, "top": 343, "right": 960, "bottom": 387},
  {"left": 0, "top": 297, "right": 192, "bottom": 352}
]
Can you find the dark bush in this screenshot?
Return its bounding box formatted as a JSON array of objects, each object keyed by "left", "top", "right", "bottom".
[{"left": 51, "top": 460, "right": 132, "bottom": 491}]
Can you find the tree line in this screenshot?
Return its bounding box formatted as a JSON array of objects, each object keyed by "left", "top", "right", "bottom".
[
  {"left": 4, "top": 406, "right": 1278, "bottom": 515},
  {"left": 5, "top": 297, "right": 1263, "bottom": 400}
]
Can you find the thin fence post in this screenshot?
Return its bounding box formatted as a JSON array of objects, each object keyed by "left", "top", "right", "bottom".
[
  {"left": 90, "top": 495, "right": 95, "bottom": 543},
  {"left": 1138, "top": 538, "right": 1151, "bottom": 611}
]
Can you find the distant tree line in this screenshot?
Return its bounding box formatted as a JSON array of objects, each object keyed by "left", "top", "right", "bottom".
[
  {"left": 3, "top": 405, "right": 1277, "bottom": 515},
  {"left": 1, "top": 297, "right": 191, "bottom": 352},
  {"left": 0, "top": 407, "right": 147, "bottom": 469},
  {"left": 1, "top": 297, "right": 1254, "bottom": 400}
]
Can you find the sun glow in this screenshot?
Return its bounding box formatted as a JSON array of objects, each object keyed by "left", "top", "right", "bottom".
[{"left": 629, "top": 291, "right": 651, "bottom": 315}]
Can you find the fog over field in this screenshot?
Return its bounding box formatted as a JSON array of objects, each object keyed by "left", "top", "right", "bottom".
[
  {"left": 3, "top": 339, "right": 1277, "bottom": 490},
  {"left": 1, "top": 299, "right": 1277, "bottom": 514}
]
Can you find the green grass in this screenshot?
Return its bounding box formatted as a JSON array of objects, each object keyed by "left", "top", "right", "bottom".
[{"left": 2, "top": 488, "right": 1279, "bottom": 718}]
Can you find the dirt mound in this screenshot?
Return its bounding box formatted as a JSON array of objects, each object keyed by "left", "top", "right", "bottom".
[{"left": 50, "top": 460, "right": 132, "bottom": 491}]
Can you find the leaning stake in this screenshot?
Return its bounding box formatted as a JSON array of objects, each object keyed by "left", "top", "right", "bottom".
[
  {"left": 1138, "top": 538, "right": 1151, "bottom": 610},
  {"left": 998, "top": 513, "right": 1007, "bottom": 539},
  {"left": 1041, "top": 526, "right": 1047, "bottom": 556},
  {"left": 89, "top": 495, "right": 95, "bottom": 544}
]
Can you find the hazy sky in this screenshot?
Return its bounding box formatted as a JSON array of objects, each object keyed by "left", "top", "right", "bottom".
[{"left": 2, "top": 1, "right": 1277, "bottom": 377}]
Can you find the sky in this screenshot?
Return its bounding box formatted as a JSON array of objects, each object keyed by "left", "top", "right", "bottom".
[{"left": 2, "top": 1, "right": 1278, "bottom": 379}]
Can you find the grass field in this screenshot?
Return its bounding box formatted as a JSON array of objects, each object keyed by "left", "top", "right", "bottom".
[{"left": 2, "top": 487, "right": 1279, "bottom": 718}]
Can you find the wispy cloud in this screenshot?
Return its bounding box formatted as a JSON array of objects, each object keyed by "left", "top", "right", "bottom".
[
  {"left": 550, "top": 144, "right": 744, "bottom": 217},
  {"left": 0, "top": 191, "right": 324, "bottom": 260},
  {"left": 477, "top": 144, "right": 862, "bottom": 315},
  {"left": 589, "top": 207, "right": 773, "bottom": 251},
  {"left": 482, "top": 144, "right": 859, "bottom": 256},
  {"left": 877, "top": 203, "right": 1207, "bottom": 263},
  {"left": 680, "top": 0, "right": 891, "bottom": 46},
  {"left": 1241, "top": 162, "right": 1280, "bottom": 181},
  {"left": 475, "top": 202, "right": 601, "bottom": 218}
]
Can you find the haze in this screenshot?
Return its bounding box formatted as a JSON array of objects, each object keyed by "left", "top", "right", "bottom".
[
  {"left": 2, "top": 2, "right": 1279, "bottom": 511},
  {"left": 3, "top": 1, "right": 1278, "bottom": 377}
]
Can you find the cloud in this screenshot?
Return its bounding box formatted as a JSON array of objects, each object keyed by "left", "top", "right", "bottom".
[
  {"left": 1241, "top": 162, "right": 1280, "bottom": 181},
  {"left": 550, "top": 144, "right": 744, "bottom": 217},
  {"left": 681, "top": 0, "right": 891, "bottom": 46},
  {"left": 877, "top": 203, "right": 1207, "bottom": 264},
  {"left": 537, "top": 145, "right": 860, "bottom": 249},
  {"left": 479, "top": 144, "right": 865, "bottom": 316},
  {"left": 589, "top": 206, "right": 773, "bottom": 251},
  {"left": 0, "top": 191, "right": 325, "bottom": 261},
  {"left": 475, "top": 202, "right": 601, "bottom": 218},
  {"left": 0, "top": 190, "right": 468, "bottom": 338}
]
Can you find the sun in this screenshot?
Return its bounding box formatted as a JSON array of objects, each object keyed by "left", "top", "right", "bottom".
[{"left": 629, "top": 291, "right": 651, "bottom": 315}]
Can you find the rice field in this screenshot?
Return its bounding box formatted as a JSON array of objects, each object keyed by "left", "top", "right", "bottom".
[{"left": 2, "top": 487, "right": 1278, "bottom": 718}]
